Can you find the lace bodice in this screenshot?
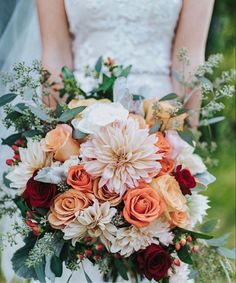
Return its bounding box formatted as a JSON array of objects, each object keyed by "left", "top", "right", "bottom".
[{"left": 65, "top": 0, "right": 183, "bottom": 97}]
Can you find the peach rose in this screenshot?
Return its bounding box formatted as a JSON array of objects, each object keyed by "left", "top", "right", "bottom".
[
  {"left": 67, "top": 165, "right": 92, "bottom": 193},
  {"left": 41, "top": 124, "right": 80, "bottom": 162},
  {"left": 123, "top": 183, "right": 166, "bottom": 228},
  {"left": 129, "top": 114, "right": 147, "bottom": 129},
  {"left": 151, "top": 175, "right": 186, "bottom": 212},
  {"left": 48, "top": 189, "right": 91, "bottom": 229},
  {"left": 156, "top": 132, "right": 172, "bottom": 156},
  {"left": 169, "top": 210, "right": 190, "bottom": 228},
  {"left": 157, "top": 158, "right": 175, "bottom": 177},
  {"left": 92, "top": 178, "right": 122, "bottom": 206}
]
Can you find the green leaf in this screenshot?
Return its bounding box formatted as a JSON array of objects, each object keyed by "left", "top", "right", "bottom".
[
  {"left": 132, "top": 94, "right": 145, "bottom": 101},
  {"left": 200, "top": 116, "right": 225, "bottom": 126},
  {"left": 175, "top": 108, "right": 187, "bottom": 115},
  {"left": 149, "top": 122, "right": 161, "bottom": 134},
  {"left": 1, "top": 133, "right": 22, "bottom": 146},
  {"left": 119, "top": 65, "right": 132, "bottom": 78},
  {"left": 55, "top": 104, "right": 64, "bottom": 118},
  {"left": 178, "top": 228, "right": 213, "bottom": 240},
  {"left": 28, "top": 105, "right": 52, "bottom": 122},
  {"left": 50, "top": 255, "right": 63, "bottom": 277},
  {"left": 58, "top": 106, "right": 86, "bottom": 122},
  {"left": 217, "top": 247, "right": 236, "bottom": 259},
  {"left": 177, "top": 245, "right": 193, "bottom": 265},
  {"left": 114, "top": 259, "right": 129, "bottom": 281},
  {"left": 196, "top": 75, "right": 213, "bottom": 91},
  {"left": 159, "top": 93, "right": 178, "bottom": 101},
  {"left": 84, "top": 269, "right": 93, "bottom": 283},
  {"left": 0, "top": 93, "right": 17, "bottom": 107},
  {"left": 178, "top": 130, "right": 194, "bottom": 146},
  {"left": 61, "top": 66, "right": 74, "bottom": 80},
  {"left": 206, "top": 233, "right": 230, "bottom": 247},
  {"left": 73, "top": 129, "right": 88, "bottom": 140},
  {"left": 95, "top": 56, "right": 103, "bottom": 73},
  {"left": 13, "top": 196, "right": 28, "bottom": 218},
  {"left": 13, "top": 103, "right": 29, "bottom": 114},
  {"left": 23, "top": 130, "right": 43, "bottom": 138},
  {"left": 200, "top": 219, "right": 218, "bottom": 234},
  {"left": 172, "top": 70, "right": 184, "bottom": 84},
  {"left": 99, "top": 74, "right": 114, "bottom": 93},
  {"left": 34, "top": 262, "right": 46, "bottom": 283}
]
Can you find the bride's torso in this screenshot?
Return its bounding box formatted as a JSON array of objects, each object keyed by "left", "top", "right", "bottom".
[{"left": 64, "top": 0, "right": 183, "bottom": 98}]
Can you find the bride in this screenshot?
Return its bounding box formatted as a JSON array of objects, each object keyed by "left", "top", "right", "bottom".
[{"left": 1, "top": 0, "right": 214, "bottom": 282}]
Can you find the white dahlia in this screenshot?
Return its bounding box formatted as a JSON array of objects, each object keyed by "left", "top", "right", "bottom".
[
  {"left": 6, "top": 139, "right": 52, "bottom": 189},
  {"left": 169, "top": 262, "right": 193, "bottom": 283},
  {"left": 80, "top": 118, "right": 162, "bottom": 195},
  {"left": 110, "top": 219, "right": 174, "bottom": 257},
  {"left": 63, "top": 200, "right": 117, "bottom": 249}
]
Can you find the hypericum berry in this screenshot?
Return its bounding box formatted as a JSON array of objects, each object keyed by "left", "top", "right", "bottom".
[
  {"left": 11, "top": 145, "right": 19, "bottom": 152},
  {"left": 77, "top": 254, "right": 84, "bottom": 261},
  {"left": 175, "top": 243, "right": 181, "bottom": 251},
  {"left": 192, "top": 246, "right": 199, "bottom": 253},
  {"left": 180, "top": 239, "right": 187, "bottom": 246},
  {"left": 13, "top": 154, "right": 21, "bottom": 161},
  {"left": 84, "top": 236, "right": 93, "bottom": 243},
  {"left": 85, "top": 249, "right": 92, "bottom": 257},
  {"left": 6, "top": 159, "right": 14, "bottom": 166},
  {"left": 173, "top": 258, "right": 181, "bottom": 266},
  {"left": 187, "top": 235, "right": 193, "bottom": 242},
  {"left": 95, "top": 243, "right": 105, "bottom": 251},
  {"left": 93, "top": 255, "right": 102, "bottom": 261},
  {"left": 15, "top": 139, "right": 25, "bottom": 145}
]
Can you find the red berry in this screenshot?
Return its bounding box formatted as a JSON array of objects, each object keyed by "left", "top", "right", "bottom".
[
  {"left": 93, "top": 255, "right": 102, "bottom": 261},
  {"left": 6, "top": 159, "right": 14, "bottom": 166},
  {"left": 175, "top": 243, "right": 181, "bottom": 251},
  {"left": 84, "top": 236, "right": 93, "bottom": 243},
  {"left": 192, "top": 246, "right": 199, "bottom": 253},
  {"left": 13, "top": 154, "right": 21, "bottom": 161},
  {"left": 180, "top": 239, "right": 187, "bottom": 246},
  {"left": 187, "top": 235, "right": 193, "bottom": 242},
  {"left": 85, "top": 249, "right": 92, "bottom": 257},
  {"left": 95, "top": 243, "right": 104, "bottom": 251},
  {"left": 11, "top": 145, "right": 19, "bottom": 152},
  {"left": 15, "top": 139, "right": 25, "bottom": 145},
  {"left": 78, "top": 254, "right": 84, "bottom": 261},
  {"left": 173, "top": 258, "right": 181, "bottom": 266}
]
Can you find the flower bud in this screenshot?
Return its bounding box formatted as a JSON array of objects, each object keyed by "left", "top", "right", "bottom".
[
  {"left": 180, "top": 239, "right": 187, "bottom": 246},
  {"left": 187, "top": 235, "right": 193, "bottom": 242},
  {"left": 192, "top": 246, "right": 199, "bottom": 253},
  {"left": 175, "top": 243, "right": 181, "bottom": 251},
  {"left": 11, "top": 145, "right": 19, "bottom": 152},
  {"left": 13, "top": 154, "right": 21, "bottom": 161},
  {"left": 77, "top": 254, "right": 84, "bottom": 261},
  {"left": 84, "top": 236, "right": 93, "bottom": 243},
  {"left": 6, "top": 159, "right": 14, "bottom": 166},
  {"left": 173, "top": 258, "right": 181, "bottom": 266},
  {"left": 85, "top": 249, "right": 92, "bottom": 257},
  {"left": 95, "top": 243, "right": 104, "bottom": 251}
]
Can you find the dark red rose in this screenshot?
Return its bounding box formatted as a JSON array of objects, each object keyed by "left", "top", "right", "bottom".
[
  {"left": 22, "top": 172, "right": 58, "bottom": 208},
  {"left": 174, "top": 165, "right": 196, "bottom": 195},
  {"left": 136, "top": 244, "right": 172, "bottom": 281}
]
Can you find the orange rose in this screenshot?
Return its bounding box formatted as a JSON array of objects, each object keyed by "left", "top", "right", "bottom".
[
  {"left": 48, "top": 189, "right": 91, "bottom": 229},
  {"left": 151, "top": 175, "right": 186, "bottom": 212},
  {"left": 123, "top": 183, "right": 166, "bottom": 228},
  {"left": 42, "top": 124, "right": 80, "bottom": 162},
  {"left": 67, "top": 165, "right": 92, "bottom": 193},
  {"left": 92, "top": 178, "right": 122, "bottom": 206},
  {"left": 157, "top": 158, "right": 175, "bottom": 177},
  {"left": 169, "top": 210, "right": 190, "bottom": 228},
  {"left": 155, "top": 132, "right": 172, "bottom": 156},
  {"left": 129, "top": 114, "right": 147, "bottom": 129}
]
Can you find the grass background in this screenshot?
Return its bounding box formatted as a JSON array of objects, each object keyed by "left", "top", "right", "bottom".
[{"left": 0, "top": 0, "right": 235, "bottom": 282}]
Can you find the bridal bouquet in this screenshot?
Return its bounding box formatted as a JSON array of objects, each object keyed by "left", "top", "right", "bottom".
[{"left": 0, "top": 53, "right": 235, "bottom": 282}]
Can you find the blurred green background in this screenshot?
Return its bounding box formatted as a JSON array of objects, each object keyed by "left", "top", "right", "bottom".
[{"left": 204, "top": 0, "right": 235, "bottom": 248}]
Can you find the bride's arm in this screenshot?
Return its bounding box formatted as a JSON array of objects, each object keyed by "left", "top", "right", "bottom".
[
  {"left": 36, "top": 0, "right": 72, "bottom": 105},
  {"left": 172, "top": 0, "right": 214, "bottom": 128}
]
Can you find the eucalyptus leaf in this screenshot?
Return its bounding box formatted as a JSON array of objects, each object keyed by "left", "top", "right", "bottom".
[
  {"left": 0, "top": 93, "right": 17, "bottom": 107},
  {"left": 206, "top": 233, "right": 230, "bottom": 247},
  {"left": 119, "top": 65, "right": 132, "bottom": 78},
  {"left": 73, "top": 129, "right": 88, "bottom": 140},
  {"left": 14, "top": 103, "right": 29, "bottom": 114},
  {"left": 83, "top": 269, "right": 93, "bottom": 283},
  {"left": 178, "top": 130, "right": 194, "bottom": 146},
  {"left": 34, "top": 262, "right": 46, "bottom": 283},
  {"left": 61, "top": 66, "right": 74, "bottom": 80},
  {"left": 159, "top": 93, "right": 178, "bottom": 101},
  {"left": 23, "top": 130, "right": 43, "bottom": 138},
  {"left": 28, "top": 105, "right": 52, "bottom": 122},
  {"left": 95, "top": 56, "right": 103, "bottom": 73},
  {"left": 50, "top": 255, "right": 63, "bottom": 277},
  {"left": 149, "top": 122, "right": 161, "bottom": 134},
  {"left": 132, "top": 94, "right": 145, "bottom": 101},
  {"left": 200, "top": 219, "right": 218, "bottom": 234},
  {"left": 200, "top": 116, "right": 225, "bottom": 126},
  {"left": 114, "top": 259, "right": 129, "bottom": 281},
  {"left": 196, "top": 76, "right": 213, "bottom": 91},
  {"left": 217, "top": 247, "right": 236, "bottom": 259},
  {"left": 58, "top": 106, "right": 86, "bottom": 122}
]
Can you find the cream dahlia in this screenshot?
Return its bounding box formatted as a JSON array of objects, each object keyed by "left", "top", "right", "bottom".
[
  {"left": 80, "top": 118, "right": 162, "bottom": 195},
  {"left": 6, "top": 139, "right": 52, "bottom": 189}
]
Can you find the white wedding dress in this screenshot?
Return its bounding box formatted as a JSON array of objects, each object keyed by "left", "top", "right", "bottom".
[{"left": 1, "top": 0, "right": 183, "bottom": 282}]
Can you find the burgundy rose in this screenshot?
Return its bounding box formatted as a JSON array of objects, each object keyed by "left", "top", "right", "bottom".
[
  {"left": 174, "top": 165, "right": 196, "bottom": 195},
  {"left": 22, "top": 172, "right": 58, "bottom": 208},
  {"left": 136, "top": 244, "right": 172, "bottom": 281}
]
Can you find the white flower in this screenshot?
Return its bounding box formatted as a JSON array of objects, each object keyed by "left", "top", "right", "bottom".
[
  {"left": 72, "top": 102, "right": 129, "bottom": 134},
  {"left": 63, "top": 200, "right": 117, "bottom": 249},
  {"left": 166, "top": 130, "right": 206, "bottom": 175},
  {"left": 80, "top": 118, "right": 161, "bottom": 195},
  {"left": 6, "top": 139, "right": 52, "bottom": 189},
  {"left": 110, "top": 219, "right": 173, "bottom": 257},
  {"left": 187, "top": 193, "right": 210, "bottom": 228},
  {"left": 169, "top": 262, "right": 193, "bottom": 283},
  {"left": 34, "top": 156, "right": 80, "bottom": 184}
]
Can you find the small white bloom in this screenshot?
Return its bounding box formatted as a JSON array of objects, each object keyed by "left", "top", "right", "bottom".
[
  {"left": 72, "top": 102, "right": 129, "bottom": 134},
  {"left": 110, "top": 219, "right": 173, "bottom": 257},
  {"left": 169, "top": 262, "right": 193, "bottom": 283},
  {"left": 187, "top": 192, "right": 210, "bottom": 228},
  {"left": 63, "top": 200, "right": 117, "bottom": 249},
  {"left": 34, "top": 156, "right": 80, "bottom": 184},
  {"left": 6, "top": 139, "right": 52, "bottom": 189}
]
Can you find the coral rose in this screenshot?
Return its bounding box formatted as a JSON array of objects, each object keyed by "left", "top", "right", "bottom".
[
  {"left": 169, "top": 210, "right": 190, "bottom": 228},
  {"left": 151, "top": 175, "right": 187, "bottom": 212},
  {"left": 92, "top": 178, "right": 122, "bottom": 206},
  {"left": 48, "top": 189, "right": 91, "bottom": 229},
  {"left": 155, "top": 132, "right": 172, "bottom": 156},
  {"left": 136, "top": 244, "right": 172, "bottom": 281},
  {"left": 41, "top": 124, "right": 80, "bottom": 162},
  {"left": 157, "top": 158, "right": 175, "bottom": 177},
  {"left": 123, "top": 183, "right": 166, "bottom": 228},
  {"left": 67, "top": 165, "right": 92, "bottom": 193}
]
